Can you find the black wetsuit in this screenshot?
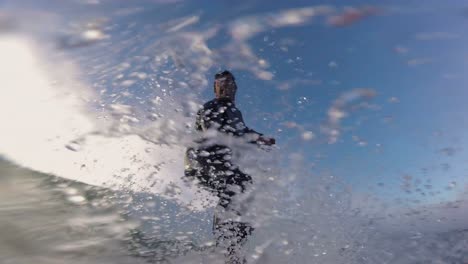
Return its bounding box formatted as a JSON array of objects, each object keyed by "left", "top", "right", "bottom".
[{"left": 185, "top": 98, "right": 262, "bottom": 263}]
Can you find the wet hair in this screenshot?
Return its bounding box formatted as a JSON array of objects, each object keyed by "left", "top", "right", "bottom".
[{"left": 214, "top": 70, "right": 235, "bottom": 81}]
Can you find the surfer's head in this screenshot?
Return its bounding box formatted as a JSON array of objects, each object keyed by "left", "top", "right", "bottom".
[{"left": 214, "top": 70, "right": 237, "bottom": 102}]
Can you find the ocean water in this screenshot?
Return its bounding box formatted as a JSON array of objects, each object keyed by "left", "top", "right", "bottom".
[{"left": 1, "top": 1, "right": 468, "bottom": 263}]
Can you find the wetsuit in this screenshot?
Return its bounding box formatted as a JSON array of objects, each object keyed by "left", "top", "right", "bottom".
[{"left": 185, "top": 98, "right": 262, "bottom": 263}]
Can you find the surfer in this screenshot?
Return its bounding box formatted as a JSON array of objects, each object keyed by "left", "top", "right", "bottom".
[{"left": 185, "top": 70, "right": 275, "bottom": 263}]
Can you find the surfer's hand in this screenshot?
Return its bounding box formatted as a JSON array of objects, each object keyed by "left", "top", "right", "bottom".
[{"left": 258, "top": 136, "right": 275, "bottom": 146}]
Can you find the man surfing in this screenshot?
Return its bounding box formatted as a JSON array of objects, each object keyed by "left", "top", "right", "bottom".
[{"left": 185, "top": 70, "right": 275, "bottom": 263}]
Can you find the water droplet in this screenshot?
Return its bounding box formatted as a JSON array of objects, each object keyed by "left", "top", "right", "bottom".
[
  {"left": 68, "top": 195, "right": 86, "bottom": 204},
  {"left": 65, "top": 141, "right": 82, "bottom": 152},
  {"left": 302, "top": 131, "right": 315, "bottom": 141}
]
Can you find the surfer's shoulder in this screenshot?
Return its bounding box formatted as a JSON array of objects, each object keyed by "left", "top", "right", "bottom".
[{"left": 202, "top": 99, "right": 219, "bottom": 109}]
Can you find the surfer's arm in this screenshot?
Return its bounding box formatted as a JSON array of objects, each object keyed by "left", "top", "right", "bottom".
[
  {"left": 194, "top": 109, "right": 204, "bottom": 131},
  {"left": 233, "top": 109, "right": 275, "bottom": 145}
]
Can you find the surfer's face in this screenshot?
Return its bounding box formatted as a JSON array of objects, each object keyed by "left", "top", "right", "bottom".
[{"left": 214, "top": 75, "right": 237, "bottom": 101}]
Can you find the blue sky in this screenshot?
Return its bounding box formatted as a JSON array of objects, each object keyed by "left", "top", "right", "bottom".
[
  {"left": 191, "top": 1, "right": 468, "bottom": 203},
  {"left": 122, "top": 0, "right": 468, "bottom": 204},
  {"left": 5, "top": 0, "right": 468, "bottom": 205}
]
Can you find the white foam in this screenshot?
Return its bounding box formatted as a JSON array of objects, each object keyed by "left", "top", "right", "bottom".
[{"left": 0, "top": 35, "right": 214, "bottom": 210}]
